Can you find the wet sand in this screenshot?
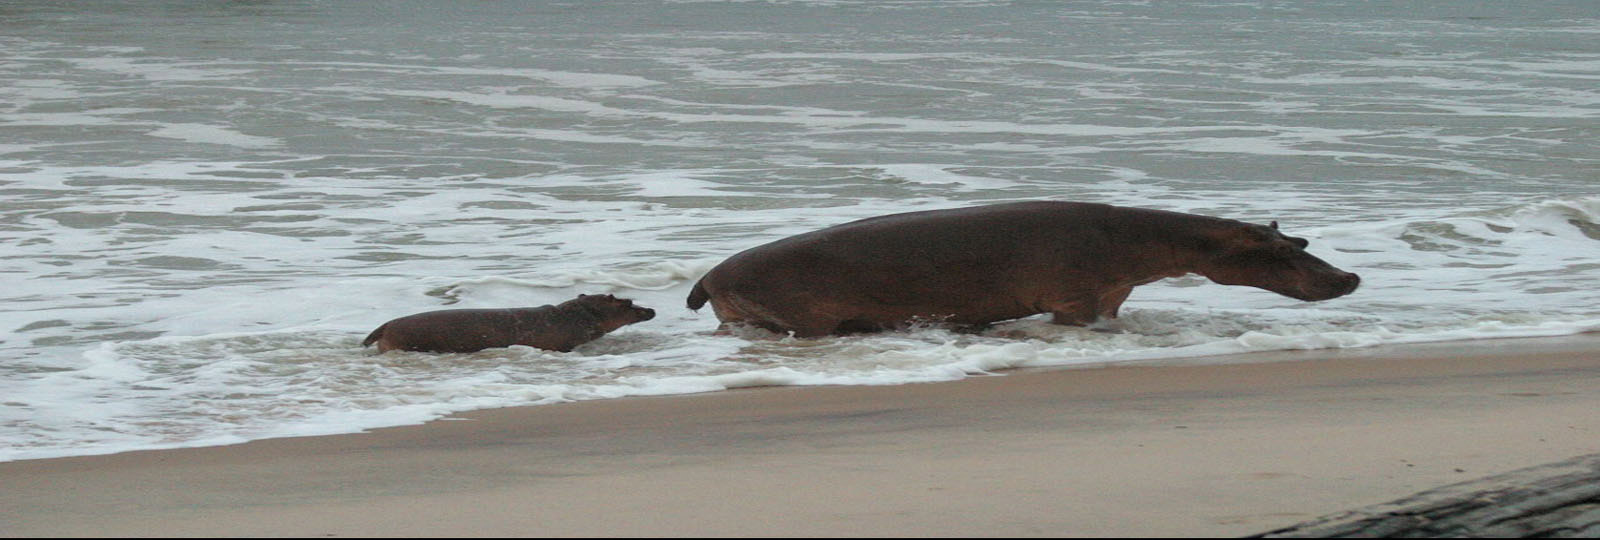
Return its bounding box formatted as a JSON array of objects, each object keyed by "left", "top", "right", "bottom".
[{"left": 4, "top": 334, "right": 1599, "bottom": 537}]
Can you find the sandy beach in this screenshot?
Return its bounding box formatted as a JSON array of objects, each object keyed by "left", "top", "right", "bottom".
[{"left": 4, "top": 334, "right": 1599, "bottom": 537}]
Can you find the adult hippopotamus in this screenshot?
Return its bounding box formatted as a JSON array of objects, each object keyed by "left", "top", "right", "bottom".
[{"left": 686, "top": 201, "right": 1359, "bottom": 337}]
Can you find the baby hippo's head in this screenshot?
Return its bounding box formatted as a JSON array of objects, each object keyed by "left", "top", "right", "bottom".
[{"left": 567, "top": 293, "right": 656, "bottom": 332}]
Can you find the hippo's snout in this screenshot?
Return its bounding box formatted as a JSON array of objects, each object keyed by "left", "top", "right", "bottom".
[
  {"left": 1302, "top": 270, "right": 1360, "bottom": 301},
  {"left": 1337, "top": 272, "right": 1361, "bottom": 297}
]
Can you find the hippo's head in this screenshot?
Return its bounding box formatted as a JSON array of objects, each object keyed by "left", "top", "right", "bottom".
[
  {"left": 1194, "top": 222, "right": 1360, "bottom": 302},
  {"left": 571, "top": 293, "right": 656, "bottom": 330}
]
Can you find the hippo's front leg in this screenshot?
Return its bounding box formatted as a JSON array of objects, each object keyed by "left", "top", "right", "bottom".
[
  {"left": 1095, "top": 286, "right": 1133, "bottom": 320},
  {"left": 1046, "top": 296, "right": 1100, "bottom": 326},
  {"left": 1046, "top": 285, "right": 1136, "bottom": 325}
]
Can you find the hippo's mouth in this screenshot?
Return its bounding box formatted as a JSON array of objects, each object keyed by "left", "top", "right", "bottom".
[{"left": 1286, "top": 272, "right": 1361, "bottom": 301}]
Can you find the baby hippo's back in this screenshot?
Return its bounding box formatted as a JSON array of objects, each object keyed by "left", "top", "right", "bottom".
[{"left": 363, "top": 294, "right": 655, "bottom": 353}]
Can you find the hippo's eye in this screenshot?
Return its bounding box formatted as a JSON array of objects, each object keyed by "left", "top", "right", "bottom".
[{"left": 1270, "top": 243, "right": 1301, "bottom": 257}]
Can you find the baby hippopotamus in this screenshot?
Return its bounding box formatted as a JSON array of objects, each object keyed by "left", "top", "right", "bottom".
[{"left": 362, "top": 294, "right": 655, "bottom": 353}]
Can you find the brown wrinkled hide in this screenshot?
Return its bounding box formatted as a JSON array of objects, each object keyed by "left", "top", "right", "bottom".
[
  {"left": 363, "top": 294, "right": 655, "bottom": 353},
  {"left": 686, "top": 201, "right": 1359, "bottom": 337}
]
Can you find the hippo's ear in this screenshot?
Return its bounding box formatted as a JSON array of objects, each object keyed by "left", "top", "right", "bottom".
[
  {"left": 1264, "top": 221, "right": 1311, "bottom": 249},
  {"left": 1246, "top": 224, "right": 1279, "bottom": 243}
]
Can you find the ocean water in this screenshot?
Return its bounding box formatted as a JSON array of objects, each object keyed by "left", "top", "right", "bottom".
[{"left": 2, "top": 0, "right": 1596, "bottom": 462}]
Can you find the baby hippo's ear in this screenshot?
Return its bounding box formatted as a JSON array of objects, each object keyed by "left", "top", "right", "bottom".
[
  {"left": 1267, "top": 221, "right": 1311, "bottom": 249},
  {"left": 1246, "top": 224, "right": 1280, "bottom": 244}
]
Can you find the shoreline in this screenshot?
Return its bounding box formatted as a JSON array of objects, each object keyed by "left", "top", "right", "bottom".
[{"left": 5, "top": 333, "right": 1600, "bottom": 537}]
